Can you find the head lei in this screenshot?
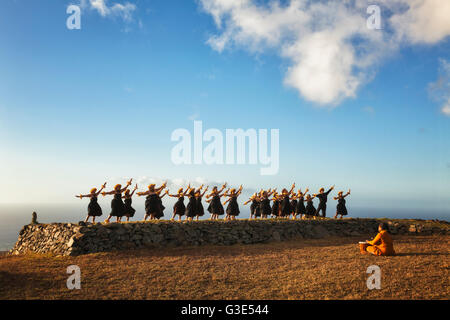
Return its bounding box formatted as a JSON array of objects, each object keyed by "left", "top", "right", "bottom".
[
  {"left": 90, "top": 188, "right": 97, "bottom": 194},
  {"left": 319, "top": 187, "right": 324, "bottom": 192},
  {"left": 114, "top": 184, "right": 122, "bottom": 191}
]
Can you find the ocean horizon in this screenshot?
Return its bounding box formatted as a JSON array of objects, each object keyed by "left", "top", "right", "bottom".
[{"left": 0, "top": 203, "right": 448, "bottom": 251}]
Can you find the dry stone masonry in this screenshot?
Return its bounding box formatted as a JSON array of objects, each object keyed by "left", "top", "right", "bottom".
[{"left": 10, "top": 218, "right": 449, "bottom": 256}]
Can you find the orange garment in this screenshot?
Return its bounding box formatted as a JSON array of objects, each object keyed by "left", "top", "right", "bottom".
[{"left": 366, "top": 230, "right": 395, "bottom": 256}]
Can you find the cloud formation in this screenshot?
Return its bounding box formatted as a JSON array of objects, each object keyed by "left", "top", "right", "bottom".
[
  {"left": 429, "top": 58, "right": 450, "bottom": 116},
  {"left": 199, "top": 0, "right": 450, "bottom": 106},
  {"left": 80, "top": 0, "right": 136, "bottom": 22}
]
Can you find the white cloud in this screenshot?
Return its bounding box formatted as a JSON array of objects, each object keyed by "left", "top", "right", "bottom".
[
  {"left": 80, "top": 0, "right": 137, "bottom": 22},
  {"left": 429, "top": 58, "right": 450, "bottom": 116},
  {"left": 199, "top": 0, "right": 450, "bottom": 106},
  {"left": 389, "top": 0, "right": 450, "bottom": 44},
  {"left": 441, "top": 99, "right": 450, "bottom": 116}
]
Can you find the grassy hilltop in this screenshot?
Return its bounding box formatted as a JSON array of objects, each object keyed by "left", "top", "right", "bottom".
[{"left": 0, "top": 218, "right": 448, "bottom": 300}]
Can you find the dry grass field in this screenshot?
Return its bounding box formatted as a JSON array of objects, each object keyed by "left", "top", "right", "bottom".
[{"left": 0, "top": 235, "right": 448, "bottom": 300}]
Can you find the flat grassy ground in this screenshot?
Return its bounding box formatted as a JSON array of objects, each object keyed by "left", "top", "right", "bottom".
[{"left": 0, "top": 235, "right": 448, "bottom": 300}]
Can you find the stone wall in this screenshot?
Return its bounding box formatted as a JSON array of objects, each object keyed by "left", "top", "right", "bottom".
[{"left": 9, "top": 218, "right": 449, "bottom": 256}]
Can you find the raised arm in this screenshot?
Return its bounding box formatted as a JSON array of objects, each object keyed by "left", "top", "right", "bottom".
[
  {"left": 94, "top": 182, "right": 107, "bottom": 197},
  {"left": 159, "top": 190, "right": 168, "bottom": 198},
  {"left": 200, "top": 187, "right": 209, "bottom": 197},
  {"left": 195, "top": 184, "right": 204, "bottom": 193},
  {"left": 137, "top": 190, "right": 150, "bottom": 197},
  {"left": 218, "top": 183, "right": 227, "bottom": 193},
  {"left": 120, "top": 179, "right": 133, "bottom": 193},
  {"left": 343, "top": 189, "right": 351, "bottom": 198},
  {"left": 184, "top": 184, "right": 191, "bottom": 196},
  {"left": 326, "top": 185, "right": 335, "bottom": 195},
  {"left": 167, "top": 192, "right": 180, "bottom": 198},
  {"left": 76, "top": 193, "right": 92, "bottom": 199},
  {"left": 289, "top": 183, "right": 295, "bottom": 194},
  {"left": 156, "top": 182, "right": 167, "bottom": 193},
  {"left": 218, "top": 188, "right": 230, "bottom": 197},
  {"left": 223, "top": 198, "right": 231, "bottom": 205},
  {"left": 129, "top": 184, "right": 138, "bottom": 197},
  {"left": 102, "top": 190, "right": 117, "bottom": 196}
]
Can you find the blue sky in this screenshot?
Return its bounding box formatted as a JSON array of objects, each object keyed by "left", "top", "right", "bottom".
[{"left": 0, "top": 0, "right": 449, "bottom": 213}]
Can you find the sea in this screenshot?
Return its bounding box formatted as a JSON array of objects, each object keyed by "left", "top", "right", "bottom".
[{"left": 0, "top": 203, "right": 448, "bottom": 251}]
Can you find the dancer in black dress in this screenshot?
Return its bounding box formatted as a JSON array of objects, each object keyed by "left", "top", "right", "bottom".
[
  {"left": 76, "top": 182, "right": 107, "bottom": 223},
  {"left": 168, "top": 186, "right": 189, "bottom": 221},
  {"left": 253, "top": 195, "right": 261, "bottom": 219},
  {"left": 244, "top": 192, "right": 260, "bottom": 219},
  {"left": 259, "top": 189, "right": 275, "bottom": 219},
  {"left": 290, "top": 194, "right": 298, "bottom": 219},
  {"left": 206, "top": 183, "right": 228, "bottom": 220},
  {"left": 122, "top": 184, "right": 138, "bottom": 222},
  {"left": 280, "top": 183, "right": 295, "bottom": 218},
  {"left": 334, "top": 189, "right": 351, "bottom": 219},
  {"left": 313, "top": 185, "right": 334, "bottom": 218},
  {"left": 305, "top": 194, "right": 317, "bottom": 219},
  {"left": 137, "top": 182, "right": 167, "bottom": 221},
  {"left": 195, "top": 186, "right": 208, "bottom": 221},
  {"left": 271, "top": 192, "right": 281, "bottom": 217},
  {"left": 102, "top": 179, "right": 133, "bottom": 223},
  {"left": 223, "top": 185, "right": 243, "bottom": 221},
  {"left": 295, "top": 188, "right": 309, "bottom": 219},
  {"left": 155, "top": 189, "right": 167, "bottom": 219},
  {"left": 185, "top": 187, "right": 198, "bottom": 222}
]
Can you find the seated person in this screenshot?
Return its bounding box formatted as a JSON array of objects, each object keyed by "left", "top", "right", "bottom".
[{"left": 363, "top": 223, "right": 396, "bottom": 256}]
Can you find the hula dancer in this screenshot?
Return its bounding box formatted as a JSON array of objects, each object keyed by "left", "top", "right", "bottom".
[
  {"left": 223, "top": 185, "right": 243, "bottom": 221},
  {"left": 137, "top": 182, "right": 167, "bottom": 221},
  {"left": 76, "top": 182, "right": 107, "bottom": 223},
  {"left": 244, "top": 192, "right": 260, "bottom": 219},
  {"left": 168, "top": 186, "right": 189, "bottom": 221},
  {"left": 122, "top": 184, "right": 138, "bottom": 222},
  {"left": 295, "top": 188, "right": 308, "bottom": 219},
  {"left": 313, "top": 185, "right": 334, "bottom": 218},
  {"left": 185, "top": 186, "right": 198, "bottom": 222},
  {"left": 304, "top": 193, "right": 316, "bottom": 219},
  {"left": 102, "top": 179, "right": 133, "bottom": 223},
  {"left": 195, "top": 186, "right": 208, "bottom": 221},
  {"left": 259, "top": 189, "right": 275, "bottom": 219},
  {"left": 206, "top": 183, "right": 228, "bottom": 220},
  {"left": 280, "top": 183, "right": 295, "bottom": 218},
  {"left": 334, "top": 189, "right": 351, "bottom": 219}
]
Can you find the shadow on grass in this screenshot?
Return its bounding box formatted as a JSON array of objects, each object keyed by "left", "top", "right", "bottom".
[
  {"left": 97, "top": 236, "right": 368, "bottom": 259},
  {"left": 394, "top": 252, "right": 448, "bottom": 257},
  {"left": 0, "top": 270, "right": 61, "bottom": 299}
]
